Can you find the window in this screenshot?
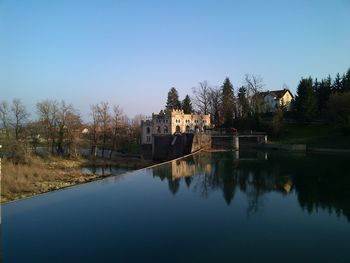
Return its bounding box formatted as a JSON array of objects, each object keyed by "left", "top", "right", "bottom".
[
  {"left": 146, "top": 136, "right": 151, "bottom": 142},
  {"left": 164, "top": 126, "right": 168, "bottom": 133},
  {"left": 157, "top": 126, "right": 161, "bottom": 133},
  {"left": 146, "top": 127, "right": 150, "bottom": 134}
]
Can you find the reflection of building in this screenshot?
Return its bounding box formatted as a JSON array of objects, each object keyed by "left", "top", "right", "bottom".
[
  {"left": 141, "top": 109, "right": 211, "bottom": 145},
  {"left": 172, "top": 160, "right": 196, "bottom": 179},
  {"left": 171, "top": 158, "right": 212, "bottom": 180}
]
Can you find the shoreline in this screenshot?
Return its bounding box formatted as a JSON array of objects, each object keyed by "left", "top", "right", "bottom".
[
  {"left": 261, "top": 142, "right": 350, "bottom": 154},
  {"left": 1, "top": 150, "right": 206, "bottom": 204},
  {"left": 1, "top": 156, "right": 155, "bottom": 204}
]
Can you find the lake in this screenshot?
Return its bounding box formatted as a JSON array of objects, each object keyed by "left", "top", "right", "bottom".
[{"left": 2, "top": 150, "right": 350, "bottom": 262}]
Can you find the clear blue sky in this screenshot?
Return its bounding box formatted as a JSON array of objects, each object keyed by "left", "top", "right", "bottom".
[{"left": 1, "top": 0, "right": 349, "bottom": 120}]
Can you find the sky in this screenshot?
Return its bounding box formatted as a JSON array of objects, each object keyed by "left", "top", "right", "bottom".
[{"left": 1, "top": 0, "right": 349, "bottom": 121}]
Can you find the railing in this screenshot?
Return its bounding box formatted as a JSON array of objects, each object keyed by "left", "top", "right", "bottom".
[{"left": 209, "top": 128, "right": 266, "bottom": 136}]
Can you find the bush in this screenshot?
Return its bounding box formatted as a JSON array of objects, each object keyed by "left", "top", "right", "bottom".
[{"left": 329, "top": 92, "right": 350, "bottom": 135}]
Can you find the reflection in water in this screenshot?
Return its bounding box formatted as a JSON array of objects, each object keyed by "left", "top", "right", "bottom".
[
  {"left": 152, "top": 151, "right": 350, "bottom": 221},
  {"left": 81, "top": 166, "right": 131, "bottom": 177}
]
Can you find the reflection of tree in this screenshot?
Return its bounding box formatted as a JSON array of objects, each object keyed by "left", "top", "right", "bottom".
[
  {"left": 168, "top": 178, "right": 180, "bottom": 195},
  {"left": 152, "top": 151, "right": 350, "bottom": 222}
]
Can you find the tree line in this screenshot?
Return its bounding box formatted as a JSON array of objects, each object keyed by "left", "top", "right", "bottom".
[
  {"left": 164, "top": 74, "right": 265, "bottom": 129},
  {"left": 164, "top": 68, "right": 350, "bottom": 135},
  {"left": 0, "top": 99, "right": 143, "bottom": 163},
  {"left": 294, "top": 68, "right": 350, "bottom": 133}
]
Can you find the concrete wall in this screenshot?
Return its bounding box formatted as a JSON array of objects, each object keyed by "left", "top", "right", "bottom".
[
  {"left": 191, "top": 133, "right": 211, "bottom": 152},
  {"left": 141, "top": 132, "right": 211, "bottom": 161}
]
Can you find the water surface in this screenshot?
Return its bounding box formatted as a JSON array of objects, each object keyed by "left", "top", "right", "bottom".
[{"left": 2, "top": 151, "right": 350, "bottom": 262}]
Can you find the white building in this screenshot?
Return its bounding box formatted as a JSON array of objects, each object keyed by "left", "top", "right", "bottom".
[{"left": 141, "top": 109, "right": 211, "bottom": 144}]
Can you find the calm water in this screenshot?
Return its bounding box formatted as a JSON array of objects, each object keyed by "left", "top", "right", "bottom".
[{"left": 2, "top": 151, "right": 350, "bottom": 263}]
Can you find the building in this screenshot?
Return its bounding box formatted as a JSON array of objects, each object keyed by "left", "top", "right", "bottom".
[
  {"left": 261, "top": 89, "right": 294, "bottom": 112},
  {"left": 141, "top": 109, "right": 211, "bottom": 145}
]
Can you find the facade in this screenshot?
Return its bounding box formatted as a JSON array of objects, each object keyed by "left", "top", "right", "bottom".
[
  {"left": 262, "top": 89, "right": 294, "bottom": 112},
  {"left": 141, "top": 109, "right": 211, "bottom": 145}
]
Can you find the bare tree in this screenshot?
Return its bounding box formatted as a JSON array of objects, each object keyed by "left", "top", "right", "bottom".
[
  {"left": 208, "top": 87, "right": 222, "bottom": 127},
  {"left": 96, "top": 102, "right": 111, "bottom": 158},
  {"left": 56, "top": 101, "right": 81, "bottom": 156},
  {"left": 0, "top": 101, "right": 11, "bottom": 139},
  {"left": 109, "top": 105, "right": 123, "bottom": 159},
  {"left": 36, "top": 99, "right": 59, "bottom": 154},
  {"left": 90, "top": 104, "right": 99, "bottom": 158},
  {"left": 11, "top": 99, "right": 29, "bottom": 140},
  {"left": 244, "top": 74, "right": 265, "bottom": 115},
  {"left": 192, "top": 81, "right": 211, "bottom": 114}
]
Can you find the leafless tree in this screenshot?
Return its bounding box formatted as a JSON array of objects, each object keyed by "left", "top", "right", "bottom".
[
  {"left": 56, "top": 101, "right": 81, "bottom": 156},
  {"left": 90, "top": 104, "right": 99, "bottom": 158},
  {"left": 244, "top": 74, "right": 265, "bottom": 115},
  {"left": 192, "top": 81, "right": 211, "bottom": 114},
  {"left": 208, "top": 87, "right": 222, "bottom": 127},
  {"left": 11, "top": 98, "right": 29, "bottom": 140},
  {"left": 96, "top": 102, "right": 111, "bottom": 158},
  {"left": 109, "top": 105, "right": 123, "bottom": 159},
  {"left": 0, "top": 101, "right": 11, "bottom": 139},
  {"left": 36, "top": 99, "right": 59, "bottom": 154}
]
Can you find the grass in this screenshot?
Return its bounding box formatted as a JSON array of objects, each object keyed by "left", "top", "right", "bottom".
[
  {"left": 1, "top": 155, "right": 154, "bottom": 203},
  {"left": 271, "top": 123, "right": 350, "bottom": 149}
]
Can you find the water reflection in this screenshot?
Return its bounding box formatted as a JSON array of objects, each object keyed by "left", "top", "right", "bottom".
[
  {"left": 152, "top": 151, "right": 350, "bottom": 221},
  {"left": 81, "top": 166, "right": 131, "bottom": 176}
]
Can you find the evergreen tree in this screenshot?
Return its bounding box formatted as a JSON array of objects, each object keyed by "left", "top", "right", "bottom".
[
  {"left": 332, "top": 73, "right": 342, "bottom": 93},
  {"left": 182, "top": 95, "right": 193, "bottom": 114},
  {"left": 237, "top": 86, "right": 250, "bottom": 118},
  {"left": 165, "top": 87, "right": 181, "bottom": 111},
  {"left": 342, "top": 68, "right": 350, "bottom": 92},
  {"left": 221, "top": 77, "right": 235, "bottom": 127},
  {"left": 295, "top": 77, "right": 317, "bottom": 121},
  {"left": 315, "top": 75, "right": 332, "bottom": 115}
]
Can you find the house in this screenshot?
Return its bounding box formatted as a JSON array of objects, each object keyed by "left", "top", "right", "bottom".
[
  {"left": 141, "top": 109, "right": 211, "bottom": 145},
  {"left": 261, "top": 89, "right": 294, "bottom": 112}
]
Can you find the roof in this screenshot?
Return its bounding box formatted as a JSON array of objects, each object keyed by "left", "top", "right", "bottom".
[{"left": 261, "top": 89, "right": 294, "bottom": 99}]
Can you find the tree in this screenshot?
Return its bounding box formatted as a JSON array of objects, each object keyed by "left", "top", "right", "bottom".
[
  {"left": 329, "top": 91, "right": 350, "bottom": 134},
  {"left": 237, "top": 86, "right": 250, "bottom": 118},
  {"left": 208, "top": 87, "right": 222, "bottom": 127},
  {"left": 0, "top": 101, "right": 11, "bottom": 139},
  {"left": 270, "top": 104, "right": 286, "bottom": 136},
  {"left": 56, "top": 101, "right": 81, "bottom": 156},
  {"left": 221, "top": 77, "right": 235, "bottom": 127},
  {"left": 332, "top": 73, "right": 342, "bottom": 93},
  {"left": 90, "top": 104, "right": 99, "bottom": 158},
  {"left": 294, "top": 77, "right": 317, "bottom": 121},
  {"left": 192, "top": 81, "right": 210, "bottom": 114},
  {"left": 341, "top": 68, "right": 350, "bottom": 92},
  {"left": 110, "top": 105, "right": 124, "bottom": 159},
  {"left": 96, "top": 102, "right": 111, "bottom": 158},
  {"left": 315, "top": 75, "right": 331, "bottom": 115},
  {"left": 244, "top": 74, "right": 264, "bottom": 116},
  {"left": 11, "top": 98, "right": 29, "bottom": 140},
  {"left": 165, "top": 87, "right": 181, "bottom": 111},
  {"left": 182, "top": 95, "right": 193, "bottom": 114},
  {"left": 36, "top": 100, "right": 59, "bottom": 154}
]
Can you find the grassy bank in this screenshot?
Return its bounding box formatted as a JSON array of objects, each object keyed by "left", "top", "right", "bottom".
[
  {"left": 1, "top": 155, "right": 154, "bottom": 203},
  {"left": 270, "top": 123, "right": 350, "bottom": 149}
]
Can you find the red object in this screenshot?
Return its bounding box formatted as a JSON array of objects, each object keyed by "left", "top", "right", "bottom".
[{"left": 231, "top": 128, "right": 238, "bottom": 135}]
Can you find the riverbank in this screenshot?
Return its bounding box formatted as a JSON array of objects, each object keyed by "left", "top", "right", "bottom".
[
  {"left": 269, "top": 123, "right": 350, "bottom": 150},
  {"left": 1, "top": 155, "right": 154, "bottom": 203}
]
